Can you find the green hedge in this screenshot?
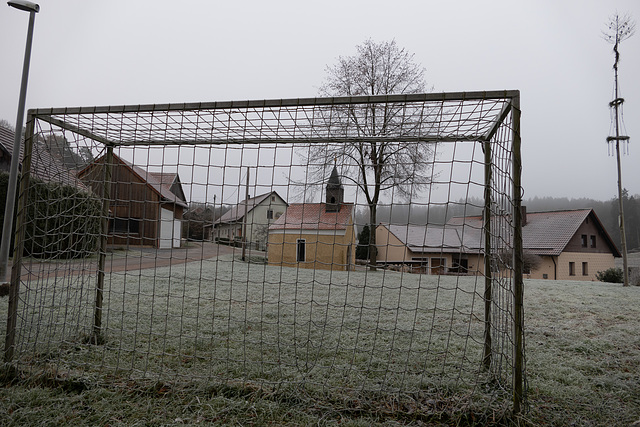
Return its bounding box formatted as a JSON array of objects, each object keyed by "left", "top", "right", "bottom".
[
  {"left": 0, "top": 172, "right": 18, "bottom": 253},
  {"left": 24, "top": 179, "right": 102, "bottom": 259},
  {"left": 595, "top": 267, "right": 624, "bottom": 283},
  {"left": 10, "top": 174, "right": 103, "bottom": 259}
]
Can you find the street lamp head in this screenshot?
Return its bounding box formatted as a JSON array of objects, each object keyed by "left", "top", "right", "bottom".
[{"left": 7, "top": 0, "right": 39, "bottom": 13}]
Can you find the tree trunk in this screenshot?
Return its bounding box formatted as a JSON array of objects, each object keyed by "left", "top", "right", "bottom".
[{"left": 368, "top": 204, "right": 377, "bottom": 271}]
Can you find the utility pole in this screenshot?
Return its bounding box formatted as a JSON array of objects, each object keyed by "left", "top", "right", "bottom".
[
  {"left": 212, "top": 194, "right": 216, "bottom": 242},
  {"left": 0, "top": 1, "right": 40, "bottom": 283},
  {"left": 604, "top": 13, "right": 635, "bottom": 287},
  {"left": 241, "top": 167, "right": 249, "bottom": 261}
]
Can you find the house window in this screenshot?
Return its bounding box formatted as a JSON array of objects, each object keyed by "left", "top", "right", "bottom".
[
  {"left": 431, "top": 258, "right": 446, "bottom": 275},
  {"left": 582, "top": 262, "right": 588, "bottom": 276},
  {"left": 590, "top": 235, "right": 596, "bottom": 248},
  {"left": 129, "top": 219, "right": 140, "bottom": 234},
  {"left": 581, "top": 235, "right": 587, "bottom": 248},
  {"left": 267, "top": 210, "right": 274, "bottom": 219},
  {"left": 110, "top": 218, "right": 127, "bottom": 233},
  {"left": 271, "top": 195, "right": 275, "bottom": 202},
  {"left": 451, "top": 256, "right": 468, "bottom": 273},
  {"left": 411, "top": 257, "right": 429, "bottom": 268},
  {"left": 109, "top": 217, "right": 140, "bottom": 234},
  {"left": 569, "top": 262, "right": 576, "bottom": 276},
  {"left": 296, "top": 239, "right": 306, "bottom": 262}
]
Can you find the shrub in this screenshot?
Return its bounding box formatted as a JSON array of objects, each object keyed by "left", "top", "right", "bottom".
[
  {"left": 0, "top": 172, "right": 17, "bottom": 250},
  {"left": 355, "top": 224, "right": 371, "bottom": 260},
  {"left": 595, "top": 267, "right": 624, "bottom": 283},
  {"left": 23, "top": 178, "right": 102, "bottom": 259}
]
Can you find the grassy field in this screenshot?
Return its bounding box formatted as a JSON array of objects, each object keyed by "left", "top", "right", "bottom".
[{"left": 1, "top": 254, "right": 639, "bottom": 425}]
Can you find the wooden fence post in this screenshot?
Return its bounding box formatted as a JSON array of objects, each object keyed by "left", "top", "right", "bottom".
[{"left": 511, "top": 95, "right": 525, "bottom": 414}]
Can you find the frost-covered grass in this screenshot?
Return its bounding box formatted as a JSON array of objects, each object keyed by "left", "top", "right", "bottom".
[
  {"left": 2, "top": 255, "right": 497, "bottom": 392},
  {"left": 1, "top": 257, "right": 640, "bottom": 425},
  {"left": 523, "top": 279, "right": 640, "bottom": 426}
]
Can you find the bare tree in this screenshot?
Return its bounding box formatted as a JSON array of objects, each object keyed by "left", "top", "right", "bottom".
[
  {"left": 603, "top": 13, "right": 635, "bottom": 286},
  {"left": 0, "top": 119, "right": 13, "bottom": 131},
  {"left": 306, "top": 39, "right": 435, "bottom": 269}
]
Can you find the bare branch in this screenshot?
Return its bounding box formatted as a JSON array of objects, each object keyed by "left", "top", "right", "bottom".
[
  {"left": 602, "top": 12, "right": 636, "bottom": 45},
  {"left": 309, "top": 39, "right": 437, "bottom": 268}
]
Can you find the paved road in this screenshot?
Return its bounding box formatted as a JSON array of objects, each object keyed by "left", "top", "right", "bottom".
[
  {"left": 106, "top": 241, "right": 241, "bottom": 272},
  {"left": 15, "top": 242, "right": 259, "bottom": 282}
]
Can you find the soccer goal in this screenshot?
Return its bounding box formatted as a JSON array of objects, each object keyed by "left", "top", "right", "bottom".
[{"left": 2, "top": 91, "right": 525, "bottom": 416}]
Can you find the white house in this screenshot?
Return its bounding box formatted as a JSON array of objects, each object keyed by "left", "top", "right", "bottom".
[{"left": 210, "top": 191, "right": 287, "bottom": 250}]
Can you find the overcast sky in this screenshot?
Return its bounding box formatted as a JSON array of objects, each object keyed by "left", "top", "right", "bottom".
[{"left": 1, "top": 0, "right": 638, "bottom": 202}]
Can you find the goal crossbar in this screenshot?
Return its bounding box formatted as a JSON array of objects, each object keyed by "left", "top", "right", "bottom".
[{"left": 29, "top": 91, "right": 519, "bottom": 147}]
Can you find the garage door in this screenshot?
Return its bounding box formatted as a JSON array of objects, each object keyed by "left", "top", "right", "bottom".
[{"left": 159, "top": 208, "right": 177, "bottom": 249}]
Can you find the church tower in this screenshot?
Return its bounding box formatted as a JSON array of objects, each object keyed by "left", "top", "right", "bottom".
[{"left": 325, "top": 165, "right": 344, "bottom": 212}]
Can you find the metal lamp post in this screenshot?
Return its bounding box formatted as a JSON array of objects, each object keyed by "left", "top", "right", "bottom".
[{"left": 0, "top": 0, "right": 40, "bottom": 283}]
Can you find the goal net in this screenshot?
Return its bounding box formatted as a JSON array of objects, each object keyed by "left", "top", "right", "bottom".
[{"left": 2, "top": 91, "right": 525, "bottom": 416}]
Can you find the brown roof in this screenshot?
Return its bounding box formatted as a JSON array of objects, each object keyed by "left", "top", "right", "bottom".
[
  {"left": 118, "top": 156, "right": 188, "bottom": 208},
  {"left": 522, "top": 209, "right": 619, "bottom": 256},
  {"left": 0, "top": 126, "right": 15, "bottom": 161},
  {"left": 447, "top": 209, "right": 620, "bottom": 257},
  {"left": 147, "top": 171, "right": 186, "bottom": 203},
  {"left": 77, "top": 153, "right": 188, "bottom": 208},
  {"left": 148, "top": 171, "right": 177, "bottom": 188},
  {"left": 269, "top": 203, "right": 354, "bottom": 231},
  {"left": 0, "top": 126, "right": 90, "bottom": 191}
]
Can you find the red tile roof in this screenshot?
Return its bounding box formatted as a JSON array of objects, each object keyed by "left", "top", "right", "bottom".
[{"left": 269, "top": 203, "right": 354, "bottom": 231}]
